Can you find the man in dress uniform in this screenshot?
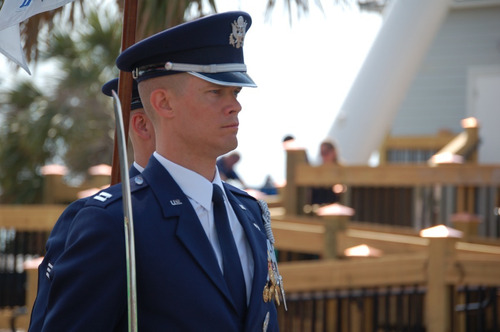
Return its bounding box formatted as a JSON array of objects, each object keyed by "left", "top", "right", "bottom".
[
  {"left": 28, "top": 78, "right": 155, "bottom": 331},
  {"left": 37, "top": 11, "right": 283, "bottom": 332}
]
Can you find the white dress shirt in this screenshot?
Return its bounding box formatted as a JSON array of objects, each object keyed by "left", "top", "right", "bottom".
[
  {"left": 132, "top": 161, "right": 144, "bottom": 173},
  {"left": 153, "top": 152, "right": 254, "bottom": 303}
]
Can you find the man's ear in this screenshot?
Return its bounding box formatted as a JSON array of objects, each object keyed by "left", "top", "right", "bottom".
[
  {"left": 130, "top": 112, "right": 152, "bottom": 140},
  {"left": 150, "top": 88, "right": 174, "bottom": 118}
]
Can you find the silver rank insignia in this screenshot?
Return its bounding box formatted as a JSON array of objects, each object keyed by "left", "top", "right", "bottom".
[
  {"left": 229, "top": 16, "right": 247, "bottom": 49},
  {"left": 94, "top": 191, "right": 112, "bottom": 202},
  {"left": 258, "top": 200, "right": 287, "bottom": 311}
]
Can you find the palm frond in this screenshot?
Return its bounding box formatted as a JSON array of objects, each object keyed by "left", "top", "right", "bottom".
[
  {"left": 19, "top": 0, "right": 84, "bottom": 63},
  {"left": 135, "top": 0, "right": 217, "bottom": 39}
]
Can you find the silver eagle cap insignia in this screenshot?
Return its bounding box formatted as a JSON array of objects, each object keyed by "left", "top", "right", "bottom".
[{"left": 229, "top": 16, "right": 247, "bottom": 49}]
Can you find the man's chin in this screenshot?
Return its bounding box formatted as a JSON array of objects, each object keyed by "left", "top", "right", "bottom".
[{"left": 221, "top": 140, "right": 238, "bottom": 156}]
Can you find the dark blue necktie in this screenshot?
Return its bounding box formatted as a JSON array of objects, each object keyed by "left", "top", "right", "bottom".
[{"left": 212, "top": 184, "right": 247, "bottom": 317}]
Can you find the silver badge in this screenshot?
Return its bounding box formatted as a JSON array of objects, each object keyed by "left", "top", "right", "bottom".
[{"left": 229, "top": 16, "right": 247, "bottom": 49}]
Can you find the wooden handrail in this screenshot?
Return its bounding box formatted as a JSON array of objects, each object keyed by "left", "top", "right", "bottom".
[
  {"left": 272, "top": 216, "right": 500, "bottom": 257},
  {"left": 279, "top": 253, "right": 428, "bottom": 292},
  {"left": 449, "top": 256, "right": 500, "bottom": 285},
  {"left": 382, "top": 132, "right": 455, "bottom": 150},
  {"left": 273, "top": 220, "right": 324, "bottom": 254},
  {"left": 294, "top": 163, "right": 500, "bottom": 187},
  {"left": 0, "top": 205, "right": 65, "bottom": 230}
]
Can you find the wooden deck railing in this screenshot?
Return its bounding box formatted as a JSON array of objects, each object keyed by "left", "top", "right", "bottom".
[
  {"left": 378, "top": 119, "right": 478, "bottom": 165},
  {"left": 272, "top": 216, "right": 500, "bottom": 332},
  {"left": 0, "top": 205, "right": 65, "bottom": 331},
  {"left": 2, "top": 151, "right": 500, "bottom": 331},
  {"left": 284, "top": 148, "right": 500, "bottom": 238},
  {"left": 275, "top": 144, "right": 500, "bottom": 331},
  {"left": 378, "top": 130, "right": 455, "bottom": 164},
  {"left": 41, "top": 164, "right": 111, "bottom": 204}
]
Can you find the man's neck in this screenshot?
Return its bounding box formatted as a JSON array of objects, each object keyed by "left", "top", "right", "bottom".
[{"left": 154, "top": 150, "right": 216, "bottom": 182}]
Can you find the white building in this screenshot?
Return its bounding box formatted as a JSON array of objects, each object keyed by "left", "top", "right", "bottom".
[{"left": 329, "top": 0, "right": 500, "bottom": 165}]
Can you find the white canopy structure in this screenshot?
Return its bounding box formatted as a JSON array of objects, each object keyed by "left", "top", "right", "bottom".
[{"left": 327, "top": 0, "right": 450, "bottom": 164}]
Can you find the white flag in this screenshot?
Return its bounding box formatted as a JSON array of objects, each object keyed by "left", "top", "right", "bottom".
[
  {"left": 0, "top": 24, "right": 31, "bottom": 74},
  {"left": 0, "top": 0, "right": 75, "bottom": 31},
  {"left": 0, "top": 0, "right": 75, "bottom": 74}
]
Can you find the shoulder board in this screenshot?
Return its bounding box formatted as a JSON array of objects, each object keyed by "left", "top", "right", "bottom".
[
  {"left": 224, "top": 183, "right": 256, "bottom": 201},
  {"left": 86, "top": 174, "right": 149, "bottom": 208}
]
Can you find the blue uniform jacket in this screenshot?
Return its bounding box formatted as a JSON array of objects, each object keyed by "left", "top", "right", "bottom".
[
  {"left": 34, "top": 157, "right": 279, "bottom": 331},
  {"left": 29, "top": 165, "right": 139, "bottom": 331}
]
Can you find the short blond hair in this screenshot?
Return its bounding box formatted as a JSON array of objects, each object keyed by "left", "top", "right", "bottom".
[{"left": 137, "top": 73, "right": 190, "bottom": 123}]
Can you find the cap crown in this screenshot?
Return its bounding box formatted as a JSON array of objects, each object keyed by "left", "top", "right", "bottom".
[{"left": 115, "top": 11, "right": 255, "bottom": 87}]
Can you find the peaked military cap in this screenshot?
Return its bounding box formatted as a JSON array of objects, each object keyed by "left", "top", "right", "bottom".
[
  {"left": 101, "top": 78, "right": 143, "bottom": 110},
  {"left": 115, "top": 11, "right": 256, "bottom": 87}
]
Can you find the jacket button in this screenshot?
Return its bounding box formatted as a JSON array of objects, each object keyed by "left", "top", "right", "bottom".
[{"left": 134, "top": 176, "right": 144, "bottom": 185}]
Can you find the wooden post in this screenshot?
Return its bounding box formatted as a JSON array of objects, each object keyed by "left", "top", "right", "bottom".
[
  {"left": 322, "top": 215, "right": 348, "bottom": 259},
  {"left": 16, "top": 266, "right": 40, "bottom": 331},
  {"left": 462, "top": 122, "right": 479, "bottom": 163},
  {"left": 466, "top": 186, "right": 475, "bottom": 213},
  {"left": 284, "top": 148, "right": 308, "bottom": 216},
  {"left": 111, "top": 0, "right": 138, "bottom": 185},
  {"left": 455, "top": 185, "right": 475, "bottom": 216},
  {"left": 425, "top": 237, "right": 457, "bottom": 332},
  {"left": 456, "top": 186, "right": 465, "bottom": 213},
  {"left": 42, "top": 174, "right": 63, "bottom": 204},
  {"left": 450, "top": 212, "right": 481, "bottom": 240},
  {"left": 377, "top": 133, "right": 390, "bottom": 166},
  {"left": 316, "top": 203, "right": 354, "bottom": 259},
  {"left": 87, "top": 164, "right": 112, "bottom": 188},
  {"left": 40, "top": 165, "right": 68, "bottom": 204}
]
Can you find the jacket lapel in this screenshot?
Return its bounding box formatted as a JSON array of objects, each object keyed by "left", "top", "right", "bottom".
[
  {"left": 142, "top": 158, "right": 233, "bottom": 305},
  {"left": 175, "top": 204, "right": 233, "bottom": 300},
  {"left": 224, "top": 186, "right": 268, "bottom": 313}
]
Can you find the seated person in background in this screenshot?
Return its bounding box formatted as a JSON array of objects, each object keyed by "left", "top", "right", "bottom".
[
  {"left": 319, "top": 140, "right": 338, "bottom": 165},
  {"left": 282, "top": 134, "right": 296, "bottom": 150},
  {"left": 260, "top": 175, "right": 278, "bottom": 195},
  {"left": 308, "top": 140, "right": 341, "bottom": 209},
  {"left": 217, "top": 151, "right": 246, "bottom": 188}
]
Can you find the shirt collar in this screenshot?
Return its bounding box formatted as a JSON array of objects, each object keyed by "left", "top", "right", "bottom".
[
  {"left": 153, "top": 152, "right": 226, "bottom": 210},
  {"left": 133, "top": 161, "right": 145, "bottom": 173}
]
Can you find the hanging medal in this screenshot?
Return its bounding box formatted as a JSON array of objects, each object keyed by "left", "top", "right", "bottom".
[{"left": 258, "top": 200, "right": 287, "bottom": 311}]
